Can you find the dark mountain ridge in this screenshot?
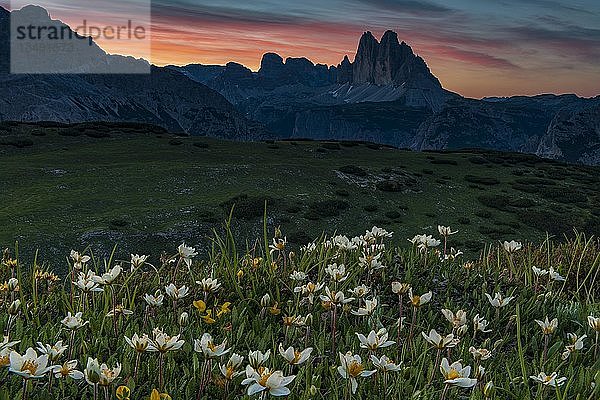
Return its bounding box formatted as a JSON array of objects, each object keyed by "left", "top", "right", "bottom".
[
  {"left": 175, "top": 31, "right": 600, "bottom": 165},
  {"left": 0, "top": 5, "right": 268, "bottom": 140}
]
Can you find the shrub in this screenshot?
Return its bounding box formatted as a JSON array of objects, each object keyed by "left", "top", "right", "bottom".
[
  {"left": 364, "top": 204, "right": 378, "bottom": 212},
  {"left": 385, "top": 211, "right": 402, "bottom": 220},
  {"left": 464, "top": 175, "right": 500, "bottom": 186},
  {"left": 309, "top": 199, "right": 350, "bottom": 218},
  {"left": 220, "top": 195, "right": 274, "bottom": 220}
]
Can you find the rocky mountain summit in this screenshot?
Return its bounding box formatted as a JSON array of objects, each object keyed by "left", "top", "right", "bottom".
[{"left": 176, "top": 31, "right": 600, "bottom": 165}]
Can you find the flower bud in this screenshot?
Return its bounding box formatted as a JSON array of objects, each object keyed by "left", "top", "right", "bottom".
[
  {"left": 260, "top": 294, "right": 271, "bottom": 308},
  {"left": 7, "top": 278, "right": 19, "bottom": 291},
  {"left": 8, "top": 299, "right": 21, "bottom": 315},
  {"left": 179, "top": 312, "right": 189, "bottom": 327},
  {"left": 483, "top": 381, "right": 495, "bottom": 398}
]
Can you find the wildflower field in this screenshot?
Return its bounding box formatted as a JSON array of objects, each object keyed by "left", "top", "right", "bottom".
[{"left": 1, "top": 222, "right": 599, "bottom": 400}]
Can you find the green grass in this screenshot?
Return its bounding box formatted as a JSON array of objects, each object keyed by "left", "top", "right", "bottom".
[
  {"left": 1, "top": 122, "right": 600, "bottom": 399},
  {"left": 1, "top": 122, "right": 600, "bottom": 265},
  {"left": 0, "top": 224, "right": 599, "bottom": 399}
]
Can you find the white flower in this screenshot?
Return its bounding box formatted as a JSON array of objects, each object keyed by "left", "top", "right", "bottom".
[
  {"left": 365, "top": 226, "right": 393, "bottom": 240},
  {"left": 320, "top": 287, "right": 354, "bottom": 306},
  {"left": 548, "top": 267, "right": 565, "bottom": 282},
  {"left": 562, "top": 333, "right": 586, "bottom": 360},
  {"left": 36, "top": 341, "right": 68, "bottom": 362},
  {"left": 269, "top": 237, "right": 287, "bottom": 254},
  {"left": 530, "top": 372, "right": 567, "bottom": 387},
  {"left": 165, "top": 283, "right": 189, "bottom": 300},
  {"left": 278, "top": 344, "right": 312, "bottom": 365},
  {"left": 359, "top": 253, "right": 386, "bottom": 272},
  {"left": 328, "top": 235, "right": 358, "bottom": 251},
  {"left": 325, "top": 263, "right": 349, "bottom": 283},
  {"left": 70, "top": 250, "right": 90, "bottom": 270},
  {"left": 337, "top": 352, "right": 376, "bottom": 394},
  {"left": 73, "top": 271, "right": 103, "bottom": 293},
  {"left": 178, "top": 243, "right": 197, "bottom": 266},
  {"left": 352, "top": 297, "right": 378, "bottom": 316},
  {"left": 124, "top": 333, "right": 149, "bottom": 353},
  {"left": 220, "top": 353, "right": 245, "bottom": 380},
  {"left": 84, "top": 357, "right": 102, "bottom": 385},
  {"left": 130, "top": 254, "right": 148, "bottom": 270},
  {"left": 535, "top": 317, "right": 559, "bottom": 335},
  {"left": 370, "top": 355, "right": 402, "bottom": 372},
  {"left": 356, "top": 328, "right": 395, "bottom": 351},
  {"left": 441, "top": 309, "right": 468, "bottom": 329},
  {"left": 294, "top": 282, "right": 324, "bottom": 305},
  {"left": 349, "top": 284, "right": 371, "bottom": 298},
  {"left": 196, "top": 278, "right": 221, "bottom": 294},
  {"left": 98, "top": 362, "right": 121, "bottom": 387},
  {"left": 9, "top": 348, "right": 52, "bottom": 379},
  {"left": 144, "top": 290, "right": 164, "bottom": 307},
  {"left": 485, "top": 292, "right": 515, "bottom": 308},
  {"left": 92, "top": 265, "right": 122, "bottom": 285},
  {"left": 147, "top": 328, "right": 185, "bottom": 353},
  {"left": 106, "top": 305, "right": 134, "bottom": 318},
  {"left": 469, "top": 346, "right": 492, "bottom": 361},
  {"left": 53, "top": 360, "right": 84, "bottom": 380},
  {"left": 440, "top": 358, "right": 477, "bottom": 388},
  {"left": 532, "top": 266, "right": 548, "bottom": 277},
  {"left": 289, "top": 271, "right": 308, "bottom": 281},
  {"left": 422, "top": 330, "right": 460, "bottom": 349},
  {"left": 503, "top": 240, "right": 522, "bottom": 253},
  {"left": 438, "top": 226, "right": 458, "bottom": 237},
  {"left": 300, "top": 242, "right": 317, "bottom": 253},
  {"left": 61, "top": 312, "right": 88, "bottom": 330},
  {"left": 242, "top": 365, "right": 295, "bottom": 397},
  {"left": 248, "top": 350, "right": 271, "bottom": 369},
  {"left": 443, "top": 248, "right": 463, "bottom": 261},
  {"left": 0, "top": 336, "right": 20, "bottom": 353},
  {"left": 408, "top": 289, "right": 432, "bottom": 307},
  {"left": 473, "top": 314, "right": 491, "bottom": 333},
  {"left": 589, "top": 316, "right": 600, "bottom": 332},
  {"left": 194, "top": 333, "right": 229, "bottom": 359}
]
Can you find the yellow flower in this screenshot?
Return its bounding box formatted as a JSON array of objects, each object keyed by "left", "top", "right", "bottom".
[
  {"left": 269, "top": 303, "right": 281, "bottom": 316},
  {"left": 193, "top": 300, "right": 207, "bottom": 313},
  {"left": 116, "top": 386, "right": 131, "bottom": 400},
  {"left": 150, "top": 389, "right": 172, "bottom": 400},
  {"left": 201, "top": 310, "right": 216, "bottom": 324},
  {"left": 237, "top": 269, "right": 244, "bottom": 279},
  {"left": 217, "top": 302, "right": 232, "bottom": 318}
]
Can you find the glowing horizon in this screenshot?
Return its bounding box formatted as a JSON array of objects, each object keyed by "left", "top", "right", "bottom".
[{"left": 3, "top": 0, "right": 600, "bottom": 99}]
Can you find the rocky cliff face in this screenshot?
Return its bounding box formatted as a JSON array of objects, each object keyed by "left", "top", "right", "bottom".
[
  {"left": 350, "top": 30, "right": 441, "bottom": 89},
  {"left": 537, "top": 102, "right": 600, "bottom": 165}
]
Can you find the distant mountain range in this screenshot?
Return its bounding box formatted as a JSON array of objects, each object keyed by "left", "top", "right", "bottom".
[
  {"left": 0, "top": 6, "right": 266, "bottom": 140},
  {"left": 1, "top": 5, "right": 599, "bottom": 164}
]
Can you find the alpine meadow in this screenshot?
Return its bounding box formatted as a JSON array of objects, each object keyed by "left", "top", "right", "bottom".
[{"left": 1, "top": 1, "right": 600, "bottom": 400}]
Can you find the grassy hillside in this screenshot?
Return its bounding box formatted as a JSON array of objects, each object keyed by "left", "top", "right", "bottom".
[{"left": 1, "top": 122, "right": 600, "bottom": 264}]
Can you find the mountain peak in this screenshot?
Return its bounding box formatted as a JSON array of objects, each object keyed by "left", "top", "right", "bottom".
[
  {"left": 380, "top": 30, "right": 399, "bottom": 46},
  {"left": 348, "top": 30, "right": 440, "bottom": 88}
]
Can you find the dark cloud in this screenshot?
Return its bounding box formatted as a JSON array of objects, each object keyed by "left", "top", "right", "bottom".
[
  {"left": 151, "top": 2, "right": 313, "bottom": 26},
  {"left": 354, "top": 0, "right": 452, "bottom": 14}
]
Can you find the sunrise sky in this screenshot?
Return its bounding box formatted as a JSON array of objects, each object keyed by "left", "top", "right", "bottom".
[{"left": 4, "top": 0, "right": 600, "bottom": 98}]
